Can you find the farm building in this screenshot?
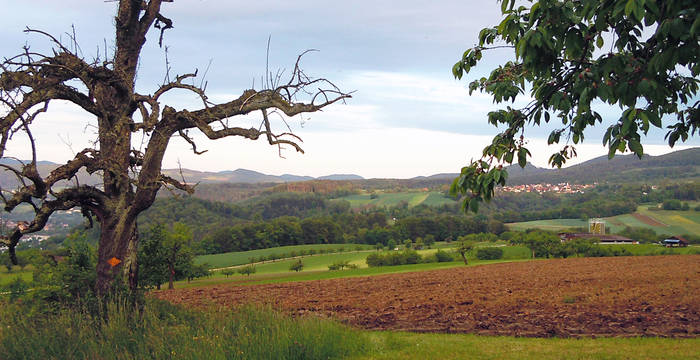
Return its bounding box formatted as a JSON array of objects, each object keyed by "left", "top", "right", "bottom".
[
  {"left": 662, "top": 236, "right": 688, "bottom": 247},
  {"left": 559, "top": 233, "right": 637, "bottom": 244}
]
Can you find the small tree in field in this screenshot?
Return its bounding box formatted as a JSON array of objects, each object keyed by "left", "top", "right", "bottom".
[
  {"left": 221, "top": 268, "right": 235, "bottom": 278},
  {"left": 238, "top": 265, "right": 256, "bottom": 277},
  {"left": 289, "top": 259, "right": 303, "bottom": 272},
  {"left": 0, "top": 0, "right": 349, "bottom": 296},
  {"left": 456, "top": 239, "right": 475, "bottom": 265}
]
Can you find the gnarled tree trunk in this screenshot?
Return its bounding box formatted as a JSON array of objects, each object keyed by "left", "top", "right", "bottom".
[{"left": 0, "top": 0, "right": 349, "bottom": 298}]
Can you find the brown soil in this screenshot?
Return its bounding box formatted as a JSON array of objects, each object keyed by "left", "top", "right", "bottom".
[
  {"left": 631, "top": 212, "right": 667, "bottom": 227},
  {"left": 155, "top": 256, "right": 700, "bottom": 338}
]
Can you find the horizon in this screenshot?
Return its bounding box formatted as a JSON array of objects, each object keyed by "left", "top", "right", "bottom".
[
  {"left": 1, "top": 1, "right": 698, "bottom": 179},
  {"left": 11, "top": 146, "right": 696, "bottom": 181}
]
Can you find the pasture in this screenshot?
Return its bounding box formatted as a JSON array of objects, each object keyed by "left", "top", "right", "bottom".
[{"left": 195, "top": 243, "right": 374, "bottom": 268}]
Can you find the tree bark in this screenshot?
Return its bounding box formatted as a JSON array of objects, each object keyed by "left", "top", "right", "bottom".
[
  {"left": 168, "top": 263, "right": 175, "bottom": 290},
  {"left": 95, "top": 217, "right": 139, "bottom": 296}
]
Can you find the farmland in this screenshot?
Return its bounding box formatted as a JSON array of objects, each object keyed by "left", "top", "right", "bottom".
[
  {"left": 506, "top": 206, "right": 700, "bottom": 236},
  {"left": 157, "top": 256, "right": 700, "bottom": 338},
  {"left": 177, "top": 244, "right": 532, "bottom": 289},
  {"left": 195, "top": 243, "right": 374, "bottom": 268}
]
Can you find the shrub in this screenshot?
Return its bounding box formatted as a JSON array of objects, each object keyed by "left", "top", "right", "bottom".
[
  {"left": 402, "top": 249, "right": 421, "bottom": 264},
  {"left": 328, "top": 260, "right": 351, "bottom": 271},
  {"left": 289, "top": 259, "right": 304, "bottom": 272},
  {"left": 434, "top": 249, "right": 454, "bottom": 262},
  {"left": 365, "top": 253, "right": 383, "bottom": 267},
  {"left": 476, "top": 247, "right": 504, "bottom": 260},
  {"left": 3, "top": 277, "right": 29, "bottom": 303},
  {"left": 365, "top": 249, "right": 422, "bottom": 267}
]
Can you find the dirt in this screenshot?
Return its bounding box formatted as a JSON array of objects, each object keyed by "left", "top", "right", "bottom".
[
  {"left": 155, "top": 256, "right": 700, "bottom": 338},
  {"left": 631, "top": 212, "right": 667, "bottom": 227}
]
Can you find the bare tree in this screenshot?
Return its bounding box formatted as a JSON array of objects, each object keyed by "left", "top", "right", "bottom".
[{"left": 0, "top": 0, "right": 350, "bottom": 296}]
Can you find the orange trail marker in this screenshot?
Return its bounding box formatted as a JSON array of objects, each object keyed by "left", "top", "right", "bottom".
[{"left": 107, "top": 257, "right": 122, "bottom": 267}]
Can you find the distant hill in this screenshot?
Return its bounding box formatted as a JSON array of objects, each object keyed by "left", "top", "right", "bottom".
[
  {"left": 504, "top": 148, "right": 700, "bottom": 185},
  {"left": 1, "top": 148, "right": 697, "bottom": 194},
  {"left": 0, "top": 162, "right": 364, "bottom": 188},
  {"left": 317, "top": 174, "right": 364, "bottom": 180}
]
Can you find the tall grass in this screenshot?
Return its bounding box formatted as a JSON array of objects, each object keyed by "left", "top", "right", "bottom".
[{"left": 0, "top": 299, "right": 367, "bottom": 360}]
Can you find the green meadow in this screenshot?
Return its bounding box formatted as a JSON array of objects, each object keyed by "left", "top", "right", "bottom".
[
  {"left": 195, "top": 243, "right": 374, "bottom": 268},
  {"left": 354, "top": 332, "right": 700, "bottom": 360},
  {"left": 339, "top": 191, "right": 455, "bottom": 209}
]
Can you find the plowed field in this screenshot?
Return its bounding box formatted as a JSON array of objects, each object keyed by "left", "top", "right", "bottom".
[
  {"left": 631, "top": 212, "right": 667, "bottom": 227},
  {"left": 156, "top": 256, "right": 700, "bottom": 338}
]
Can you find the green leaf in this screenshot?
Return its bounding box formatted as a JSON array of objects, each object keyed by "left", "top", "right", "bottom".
[
  {"left": 469, "top": 198, "right": 479, "bottom": 213},
  {"left": 517, "top": 147, "right": 528, "bottom": 168},
  {"left": 629, "top": 139, "right": 643, "bottom": 158},
  {"left": 504, "top": 151, "right": 514, "bottom": 164},
  {"left": 648, "top": 112, "right": 662, "bottom": 128},
  {"left": 624, "top": 0, "right": 636, "bottom": 18},
  {"left": 691, "top": 16, "right": 700, "bottom": 37},
  {"left": 452, "top": 63, "right": 463, "bottom": 79},
  {"left": 596, "top": 35, "right": 604, "bottom": 49}
]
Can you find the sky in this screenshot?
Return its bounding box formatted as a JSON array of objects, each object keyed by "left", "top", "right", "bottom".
[{"left": 1, "top": 0, "right": 697, "bottom": 179}]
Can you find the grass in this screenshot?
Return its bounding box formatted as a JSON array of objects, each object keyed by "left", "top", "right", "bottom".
[
  {"left": 0, "top": 268, "right": 33, "bottom": 287},
  {"left": 0, "top": 299, "right": 367, "bottom": 360},
  {"left": 599, "top": 243, "right": 700, "bottom": 256},
  {"left": 352, "top": 331, "right": 700, "bottom": 360},
  {"left": 196, "top": 243, "right": 374, "bottom": 268}
]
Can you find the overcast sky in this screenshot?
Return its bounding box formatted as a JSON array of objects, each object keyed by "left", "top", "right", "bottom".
[{"left": 1, "top": 1, "right": 696, "bottom": 178}]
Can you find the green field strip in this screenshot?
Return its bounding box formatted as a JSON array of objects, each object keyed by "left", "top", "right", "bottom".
[
  {"left": 196, "top": 244, "right": 374, "bottom": 268},
  {"left": 339, "top": 191, "right": 455, "bottom": 209},
  {"left": 408, "top": 193, "right": 429, "bottom": 207},
  {"left": 506, "top": 219, "right": 586, "bottom": 231},
  {"left": 421, "top": 192, "right": 457, "bottom": 207},
  {"left": 352, "top": 332, "right": 700, "bottom": 360}
]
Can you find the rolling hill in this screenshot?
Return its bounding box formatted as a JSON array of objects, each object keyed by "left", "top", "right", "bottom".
[{"left": 1, "top": 148, "right": 697, "bottom": 193}]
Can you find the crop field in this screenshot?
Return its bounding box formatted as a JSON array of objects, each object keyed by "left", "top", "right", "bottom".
[
  {"left": 637, "top": 207, "right": 700, "bottom": 235},
  {"left": 505, "top": 218, "right": 587, "bottom": 232},
  {"left": 157, "top": 256, "right": 700, "bottom": 338},
  {"left": 507, "top": 208, "right": 700, "bottom": 236},
  {"left": 339, "top": 191, "right": 455, "bottom": 209}
]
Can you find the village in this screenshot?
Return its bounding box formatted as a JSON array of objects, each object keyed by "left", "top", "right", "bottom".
[
  {"left": 1, "top": 209, "right": 82, "bottom": 243},
  {"left": 499, "top": 182, "right": 596, "bottom": 194}
]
